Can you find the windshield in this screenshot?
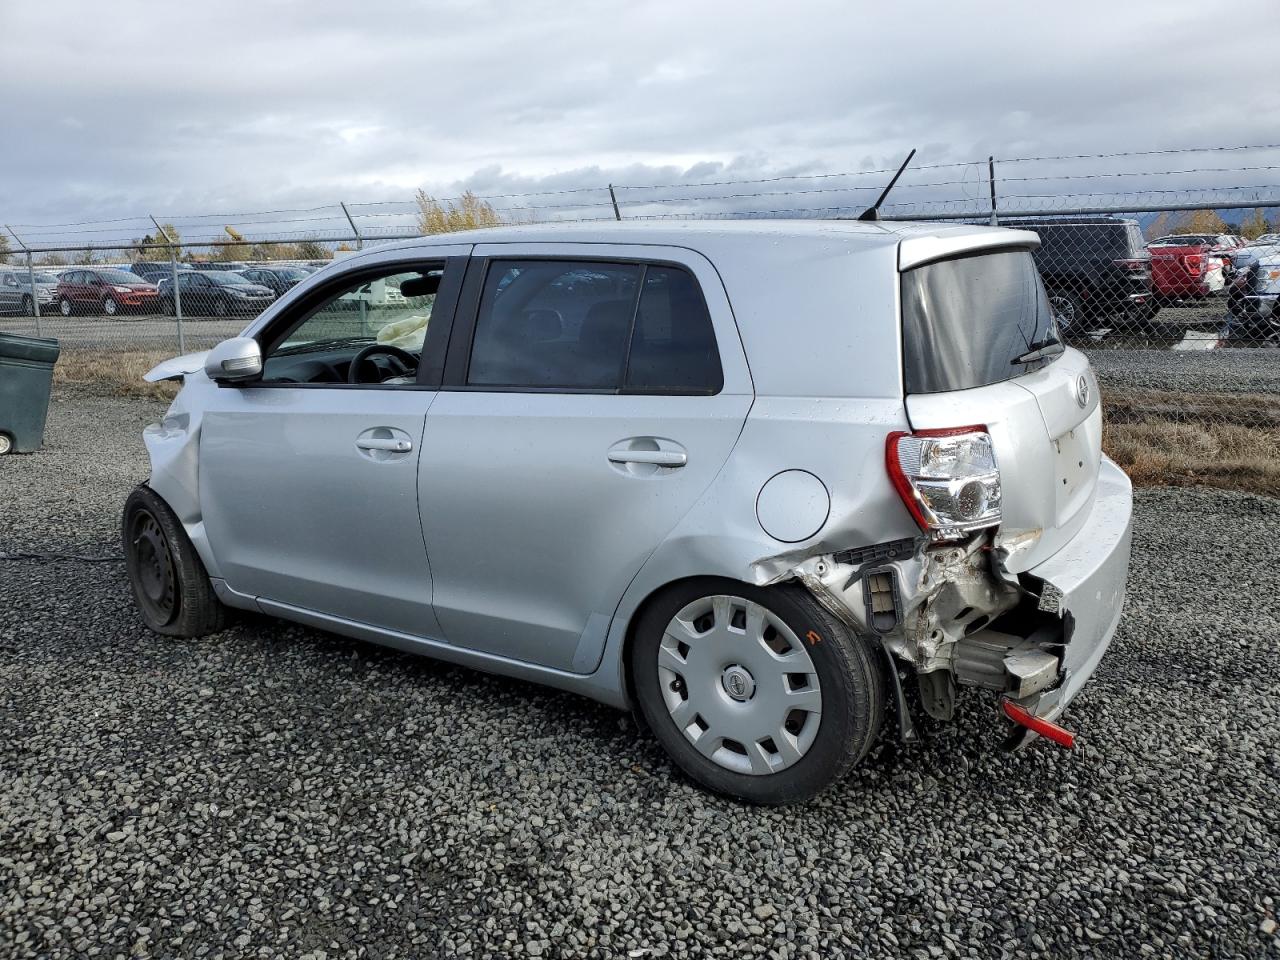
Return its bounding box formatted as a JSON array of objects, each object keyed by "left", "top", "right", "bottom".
[
  {"left": 901, "top": 249, "right": 1061, "bottom": 395},
  {"left": 273, "top": 268, "right": 308, "bottom": 280},
  {"left": 34, "top": 272, "right": 59, "bottom": 283},
  {"left": 99, "top": 269, "right": 144, "bottom": 284},
  {"left": 212, "top": 272, "right": 255, "bottom": 285}
]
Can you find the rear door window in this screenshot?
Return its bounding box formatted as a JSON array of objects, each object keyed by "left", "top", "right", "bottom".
[
  {"left": 901, "top": 250, "right": 1061, "bottom": 394},
  {"left": 468, "top": 260, "right": 641, "bottom": 389},
  {"left": 466, "top": 260, "right": 722, "bottom": 394}
]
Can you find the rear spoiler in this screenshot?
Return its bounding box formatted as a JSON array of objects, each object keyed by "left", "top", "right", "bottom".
[{"left": 898, "top": 229, "right": 1041, "bottom": 272}]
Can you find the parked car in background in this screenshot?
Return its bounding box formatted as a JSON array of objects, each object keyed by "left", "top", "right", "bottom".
[
  {"left": 238, "top": 265, "right": 311, "bottom": 296},
  {"left": 127, "top": 220, "right": 1132, "bottom": 803},
  {"left": 55, "top": 268, "right": 160, "bottom": 316},
  {"left": 158, "top": 270, "right": 275, "bottom": 317},
  {"left": 1226, "top": 249, "right": 1280, "bottom": 343},
  {"left": 1000, "top": 217, "right": 1153, "bottom": 333},
  {"left": 1146, "top": 236, "right": 1226, "bottom": 303},
  {"left": 1225, "top": 235, "right": 1280, "bottom": 275},
  {"left": 0, "top": 267, "right": 59, "bottom": 315},
  {"left": 131, "top": 262, "right": 173, "bottom": 285},
  {"left": 190, "top": 261, "right": 248, "bottom": 272}
]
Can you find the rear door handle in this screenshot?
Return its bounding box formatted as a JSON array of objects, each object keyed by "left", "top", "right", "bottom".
[
  {"left": 357, "top": 437, "right": 412, "bottom": 453},
  {"left": 607, "top": 438, "right": 688, "bottom": 475},
  {"left": 608, "top": 449, "right": 686, "bottom": 467}
]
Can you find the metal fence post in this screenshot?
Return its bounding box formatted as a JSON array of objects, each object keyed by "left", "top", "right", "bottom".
[
  {"left": 151, "top": 216, "right": 185, "bottom": 354},
  {"left": 988, "top": 156, "right": 998, "bottom": 226},
  {"left": 340, "top": 202, "right": 363, "bottom": 250},
  {"left": 25, "top": 250, "right": 42, "bottom": 336},
  {"left": 608, "top": 185, "right": 622, "bottom": 221},
  {"left": 5, "top": 226, "right": 41, "bottom": 336}
]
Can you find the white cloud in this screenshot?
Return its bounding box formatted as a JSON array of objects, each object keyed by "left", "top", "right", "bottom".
[{"left": 1, "top": 0, "right": 1278, "bottom": 243}]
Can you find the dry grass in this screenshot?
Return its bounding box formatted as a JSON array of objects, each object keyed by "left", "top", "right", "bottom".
[
  {"left": 1103, "top": 419, "right": 1280, "bottom": 496},
  {"left": 53, "top": 349, "right": 179, "bottom": 400}
]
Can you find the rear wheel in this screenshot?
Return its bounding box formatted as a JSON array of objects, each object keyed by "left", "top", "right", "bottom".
[
  {"left": 122, "top": 485, "right": 226, "bottom": 637},
  {"left": 631, "top": 578, "right": 885, "bottom": 804},
  {"left": 59, "top": 297, "right": 73, "bottom": 317},
  {"left": 0, "top": 433, "right": 12, "bottom": 455},
  {"left": 1046, "top": 289, "right": 1087, "bottom": 336},
  {"left": 20, "top": 295, "right": 33, "bottom": 316}
]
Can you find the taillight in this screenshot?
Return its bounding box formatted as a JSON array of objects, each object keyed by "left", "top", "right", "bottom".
[
  {"left": 1113, "top": 257, "right": 1148, "bottom": 274},
  {"left": 1182, "top": 253, "right": 1204, "bottom": 275},
  {"left": 886, "top": 426, "right": 1002, "bottom": 540}
]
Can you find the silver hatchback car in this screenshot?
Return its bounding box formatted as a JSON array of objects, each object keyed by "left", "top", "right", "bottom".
[{"left": 126, "top": 221, "right": 1132, "bottom": 804}]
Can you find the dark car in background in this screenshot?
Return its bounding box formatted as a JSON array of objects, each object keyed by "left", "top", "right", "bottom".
[
  {"left": 55, "top": 268, "right": 160, "bottom": 316},
  {"left": 238, "top": 265, "right": 310, "bottom": 296},
  {"left": 158, "top": 270, "right": 275, "bottom": 317},
  {"left": 1001, "top": 217, "right": 1153, "bottom": 333},
  {"left": 190, "top": 261, "right": 248, "bottom": 272},
  {"left": 131, "top": 262, "right": 173, "bottom": 285}
]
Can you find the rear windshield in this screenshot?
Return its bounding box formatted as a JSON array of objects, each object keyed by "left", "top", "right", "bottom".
[{"left": 901, "top": 250, "right": 1061, "bottom": 394}]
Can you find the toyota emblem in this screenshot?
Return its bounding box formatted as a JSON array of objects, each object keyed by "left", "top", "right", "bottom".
[{"left": 1075, "top": 374, "right": 1091, "bottom": 409}]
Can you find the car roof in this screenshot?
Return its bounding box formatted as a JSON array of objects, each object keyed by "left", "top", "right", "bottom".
[{"left": 353, "top": 218, "right": 1039, "bottom": 271}]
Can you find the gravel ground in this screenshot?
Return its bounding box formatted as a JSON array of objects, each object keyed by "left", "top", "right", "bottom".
[
  {"left": 1, "top": 390, "right": 1278, "bottom": 960},
  {"left": 1088, "top": 347, "right": 1280, "bottom": 397}
]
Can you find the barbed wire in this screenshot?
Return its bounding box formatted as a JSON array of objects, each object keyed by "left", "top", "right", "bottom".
[{"left": 9, "top": 144, "right": 1280, "bottom": 253}]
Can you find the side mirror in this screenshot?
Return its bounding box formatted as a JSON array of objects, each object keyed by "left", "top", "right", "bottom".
[{"left": 204, "top": 337, "right": 263, "bottom": 383}]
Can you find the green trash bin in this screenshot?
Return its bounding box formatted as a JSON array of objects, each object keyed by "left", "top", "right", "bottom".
[{"left": 0, "top": 333, "right": 60, "bottom": 454}]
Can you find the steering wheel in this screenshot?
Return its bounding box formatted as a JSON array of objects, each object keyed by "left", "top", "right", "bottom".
[{"left": 347, "top": 344, "right": 419, "bottom": 384}]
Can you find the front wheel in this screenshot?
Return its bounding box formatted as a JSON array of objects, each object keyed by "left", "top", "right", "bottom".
[
  {"left": 103, "top": 296, "right": 118, "bottom": 317},
  {"left": 213, "top": 298, "right": 228, "bottom": 318},
  {"left": 59, "top": 297, "right": 73, "bottom": 317},
  {"left": 631, "top": 579, "right": 885, "bottom": 804},
  {"left": 20, "top": 295, "right": 33, "bottom": 316},
  {"left": 122, "top": 485, "right": 227, "bottom": 637}
]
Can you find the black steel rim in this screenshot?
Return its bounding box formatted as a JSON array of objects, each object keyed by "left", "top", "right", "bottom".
[{"left": 129, "top": 510, "right": 177, "bottom": 625}]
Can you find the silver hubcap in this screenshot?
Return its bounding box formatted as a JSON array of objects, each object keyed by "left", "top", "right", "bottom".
[
  {"left": 104, "top": 298, "right": 117, "bottom": 315},
  {"left": 659, "top": 595, "right": 822, "bottom": 776}
]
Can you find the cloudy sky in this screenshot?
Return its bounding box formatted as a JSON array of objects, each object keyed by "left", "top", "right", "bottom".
[{"left": 3, "top": 0, "right": 1279, "bottom": 245}]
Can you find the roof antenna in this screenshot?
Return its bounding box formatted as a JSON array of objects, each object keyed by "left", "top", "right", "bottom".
[{"left": 856, "top": 148, "right": 917, "bottom": 221}]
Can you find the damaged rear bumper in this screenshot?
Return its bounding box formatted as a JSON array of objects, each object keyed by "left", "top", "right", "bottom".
[
  {"left": 787, "top": 457, "right": 1132, "bottom": 747},
  {"left": 1005, "top": 457, "right": 1132, "bottom": 744}
]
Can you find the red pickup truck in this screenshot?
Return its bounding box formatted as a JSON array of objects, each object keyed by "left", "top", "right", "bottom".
[{"left": 1146, "top": 235, "right": 1227, "bottom": 303}]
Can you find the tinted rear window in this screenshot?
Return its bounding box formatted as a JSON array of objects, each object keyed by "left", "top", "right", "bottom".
[
  {"left": 901, "top": 250, "right": 1060, "bottom": 394},
  {"left": 467, "top": 259, "right": 722, "bottom": 393}
]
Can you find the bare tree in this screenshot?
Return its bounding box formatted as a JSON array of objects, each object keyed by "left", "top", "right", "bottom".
[
  {"left": 1171, "top": 209, "right": 1229, "bottom": 235},
  {"left": 1240, "top": 208, "right": 1271, "bottom": 240}
]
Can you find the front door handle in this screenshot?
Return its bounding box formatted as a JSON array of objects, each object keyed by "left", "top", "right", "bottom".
[
  {"left": 357, "top": 437, "right": 412, "bottom": 453},
  {"left": 608, "top": 448, "right": 686, "bottom": 467},
  {"left": 355, "top": 427, "right": 415, "bottom": 462}
]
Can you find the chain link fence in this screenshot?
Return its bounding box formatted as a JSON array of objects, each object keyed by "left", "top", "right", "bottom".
[{"left": 2, "top": 144, "right": 1278, "bottom": 489}]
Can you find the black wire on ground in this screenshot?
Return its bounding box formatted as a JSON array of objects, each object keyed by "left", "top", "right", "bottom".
[{"left": 0, "top": 551, "right": 124, "bottom": 563}]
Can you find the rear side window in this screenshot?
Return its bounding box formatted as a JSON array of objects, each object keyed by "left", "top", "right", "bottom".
[
  {"left": 626, "top": 266, "right": 723, "bottom": 393},
  {"left": 901, "top": 250, "right": 1060, "bottom": 394},
  {"left": 467, "top": 259, "right": 722, "bottom": 393}
]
